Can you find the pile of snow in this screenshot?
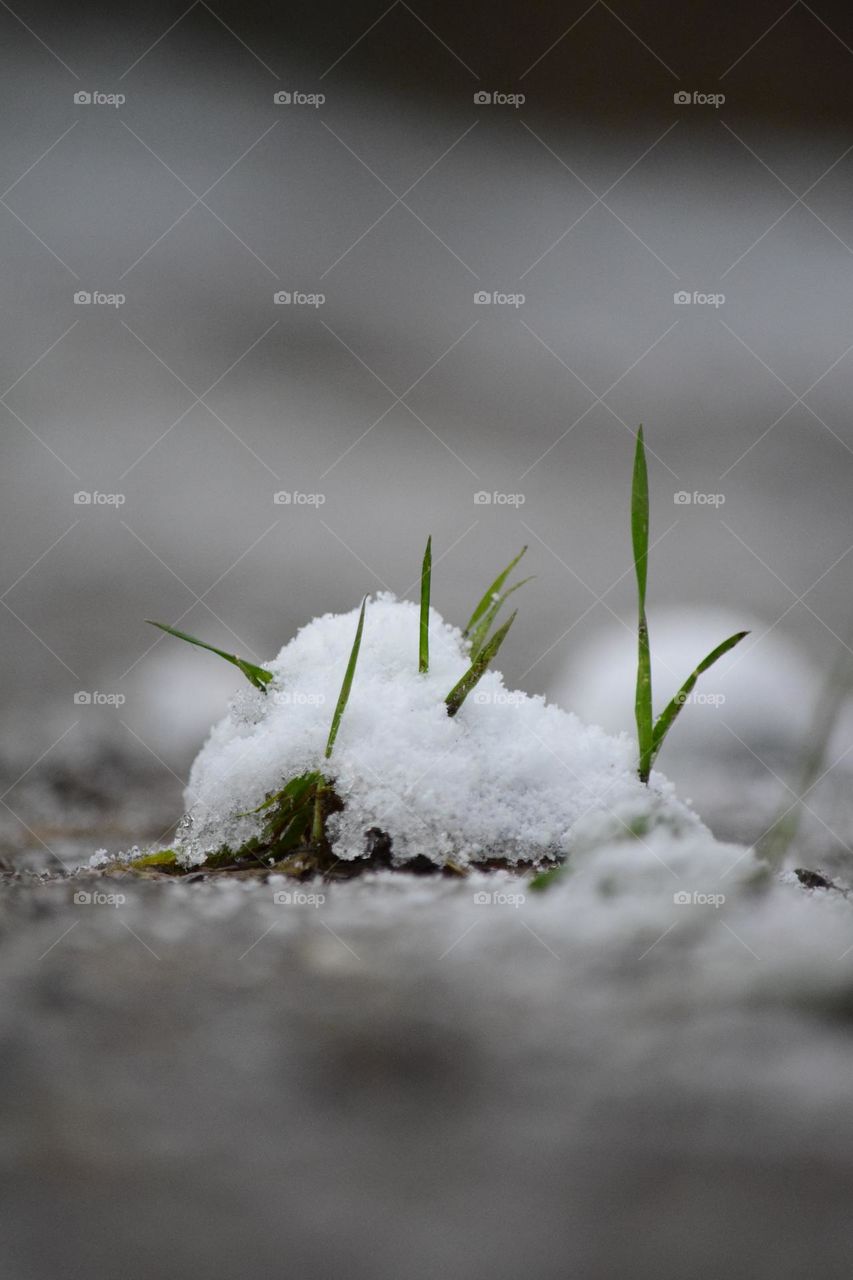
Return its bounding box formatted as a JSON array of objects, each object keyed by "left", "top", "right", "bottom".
[{"left": 179, "top": 595, "right": 698, "bottom": 867}]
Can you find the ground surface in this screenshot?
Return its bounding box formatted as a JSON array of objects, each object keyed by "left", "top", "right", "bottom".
[{"left": 2, "top": 747, "right": 853, "bottom": 1280}]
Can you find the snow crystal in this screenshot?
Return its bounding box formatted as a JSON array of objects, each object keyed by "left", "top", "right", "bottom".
[{"left": 179, "top": 595, "right": 699, "bottom": 867}]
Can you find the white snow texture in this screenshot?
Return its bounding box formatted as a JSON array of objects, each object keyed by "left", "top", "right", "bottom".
[{"left": 180, "top": 595, "right": 698, "bottom": 867}]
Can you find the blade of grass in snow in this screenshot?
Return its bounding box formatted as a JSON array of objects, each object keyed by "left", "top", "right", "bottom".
[
  {"left": 446, "top": 610, "right": 517, "bottom": 718},
  {"left": 631, "top": 427, "right": 654, "bottom": 782},
  {"left": 463, "top": 546, "right": 527, "bottom": 638},
  {"left": 146, "top": 621, "right": 273, "bottom": 692},
  {"left": 314, "top": 595, "right": 367, "bottom": 844},
  {"left": 239, "top": 770, "right": 322, "bottom": 816},
  {"left": 419, "top": 536, "right": 431, "bottom": 674},
  {"left": 467, "top": 576, "right": 535, "bottom": 660},
  {"left": 324, "top": 596, "right": 367, "bottom": 759},
  {"left": 649, "top": 630, "right": 748, "bottom": 769},
  {"left": 630, "top": 427, "right": 747, "bottom": 782}
]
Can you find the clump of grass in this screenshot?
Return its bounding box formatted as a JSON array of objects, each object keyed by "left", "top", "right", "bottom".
[
  {"left": 144, "top": 541, "right": 532, "bottom": 870},
  {"left": 631, "top": 426, "right": 747, "bottom": 782},
  {"left": 141, "top": 432, "right": 747, "bottom": 876}
]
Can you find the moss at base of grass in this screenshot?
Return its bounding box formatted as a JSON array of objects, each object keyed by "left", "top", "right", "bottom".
[{"left": 112, "top": 823, "right": 548, "bottom": 883}]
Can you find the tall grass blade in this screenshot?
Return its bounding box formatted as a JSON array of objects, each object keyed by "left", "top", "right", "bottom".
[
  {"left": 446, "top": 610, "right": 517, "bottom": 718},
  {"left": 419, "top": 535, "right": 431, "bottom": 673},
  {"left": 464, "top": 546, "right": 527, "bottom": 637},
  {"left": 467, "top": 575, "right": 534, "bottom": 660},
  {"left": 325, "top": 596, "right": 367, "bottom": 759},
  {"left": 649, "top": 630, "right": 748, "bottom": 769},
  {"left": 146, "top": 621, "right": 273, "bottom": 692},
  {"left": 631, "top": 426, "right": 654, "bottom": 782}
]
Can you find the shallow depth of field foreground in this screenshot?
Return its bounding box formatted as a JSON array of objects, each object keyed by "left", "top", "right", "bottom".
[{"left": 4, "top": 3, "right": 853, "bottom": 1278}]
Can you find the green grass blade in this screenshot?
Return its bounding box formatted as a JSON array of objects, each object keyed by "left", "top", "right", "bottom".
[
  {"left": 239, "top": 770, "right": 323, "bottom": 817},
  {"left": 467, "top": 575, "right": 535, "bottom": 660},
  {"left": 419, "top": 535, "right": 431, "bottom": 673},
  {"left": 146, "top": 621, "right": 273, "bottom": 692},
  {"left": 269, "top": 796, "right": 317, "bottom": 855},
  {"left": 131, "top": 848, "right": 178, "bottom": 870},
  {"left": 446, "top": 610, "right": 517, "bottom": 718},
  {"left": 529, "top": 864, "right": 568, "bottom": 892},
  {"left": 463, "top": 546, "right": 527, "bottom": 637},
  {"left": 325, "top": 596, "right": 367, "bottom": 759},
  {"left": 631, "top": 427, "right": 654, "bottom": 782},
  {"left": 649, "top": 630, "right": 749, "bottom": 769}
]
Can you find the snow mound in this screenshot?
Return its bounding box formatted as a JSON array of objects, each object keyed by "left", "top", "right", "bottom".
[{"left": 179, "top": 595, "right": 699, "bottom": 867}]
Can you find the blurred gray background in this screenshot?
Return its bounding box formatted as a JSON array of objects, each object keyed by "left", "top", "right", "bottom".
[{"left": 2, "top": 0, "right": 853, "bottom": 844}]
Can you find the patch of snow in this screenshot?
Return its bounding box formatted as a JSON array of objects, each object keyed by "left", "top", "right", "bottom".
[{"left": 180, "top": 595, "right": 698, "bottom": 867}]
